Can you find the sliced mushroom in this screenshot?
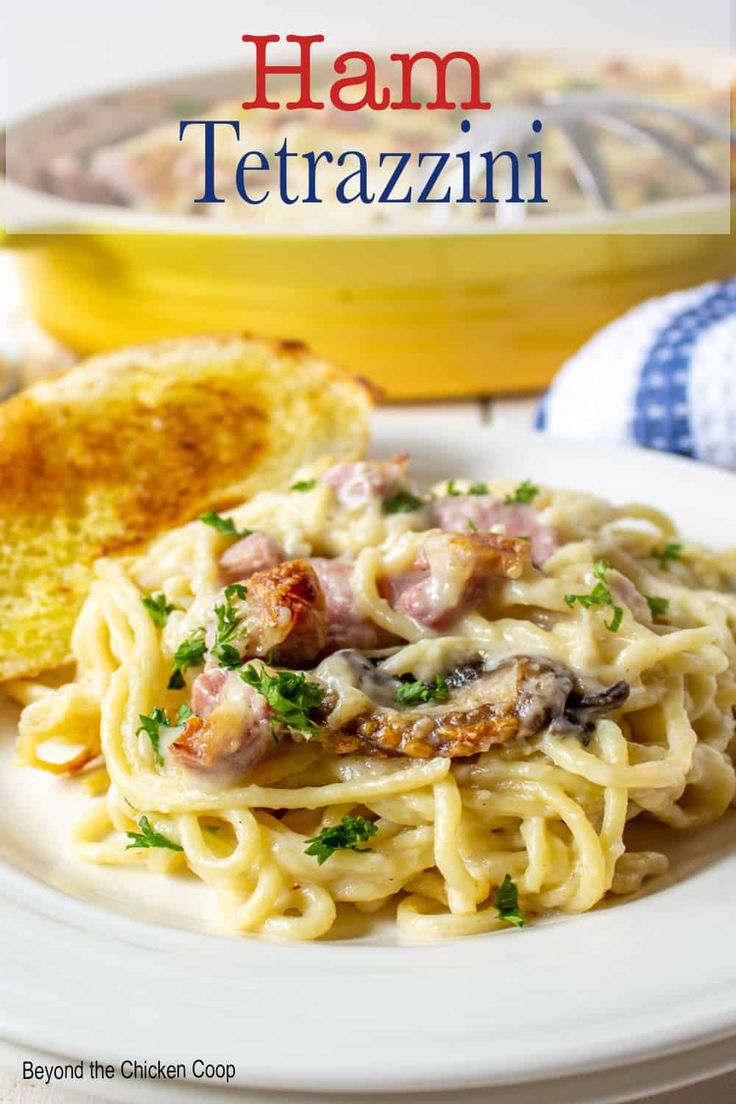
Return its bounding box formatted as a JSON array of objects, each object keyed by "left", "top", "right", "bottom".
[
  {"left": 557, "top": 679, "right": 631, "bottom": 734},
  {"left": 173, "top": 651, "right": 630, "bottom": 780},
  {"left": 320, "top": 654, "right": 629, "bottom": 760}
]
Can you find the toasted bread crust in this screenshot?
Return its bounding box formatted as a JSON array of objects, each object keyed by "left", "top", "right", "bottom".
[{"left": 0, "top": 335, "right": 371, "bottom": 680}]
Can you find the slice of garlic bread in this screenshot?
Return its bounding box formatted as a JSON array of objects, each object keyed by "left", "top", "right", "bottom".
[{"left": 0, "top": 335, "right": 372, "bottom": 681}]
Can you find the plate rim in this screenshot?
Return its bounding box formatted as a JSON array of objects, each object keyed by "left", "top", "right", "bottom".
[{"left": 2, "top": 421, "right": 736, "bottom": 1094}]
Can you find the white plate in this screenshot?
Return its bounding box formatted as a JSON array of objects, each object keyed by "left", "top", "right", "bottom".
[{"left": 2, "top": 417, "right": 736, "bottom": 1101}]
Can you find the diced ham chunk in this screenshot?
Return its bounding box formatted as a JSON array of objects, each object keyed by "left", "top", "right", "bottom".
[
  {"left": 322, "top": 454, "right": 411, "bottom": 508},
  {"left": 428, "top": 495, "right": 559, "bottom": 565},
  {"left": 213, "top": 556, "right": 396, "bottom": 668},
  {"left": 219, "top": 531, "right": 285, "bottom": 585},
  {"left": 608, "top": 569, "right": 653, "bottom": 624},
  {"left": 381, "top": 531, "right": 531, "bottom": 629},
  {"left": 191, "top": 666, "right": 229, "bottom": 716},
  {"left": 171, "top": 668, "right": 273, "bottom": 775},
  {"left": 310, "top": 558, "right": 399, "bottom": 651},
  {"left": 231, "top": 560, "right": 327, "bottom": 666}
]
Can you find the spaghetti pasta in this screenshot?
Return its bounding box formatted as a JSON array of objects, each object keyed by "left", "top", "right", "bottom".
[{"left": 9, "top": 459, "right": 736, "bottom": 940}]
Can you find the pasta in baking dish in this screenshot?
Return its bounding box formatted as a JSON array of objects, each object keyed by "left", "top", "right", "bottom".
[
  {"left": 45, "top": 54, "right": 731, "bottom": 227},
  {"left": 8, "top": 455, "right": 736, "bottom": 940}
]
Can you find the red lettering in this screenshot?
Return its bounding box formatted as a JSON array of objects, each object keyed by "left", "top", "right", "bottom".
[
  {"left": 241, "top": 34, "right": 325, "bottom": 110},
  {"left": 390, "top": 51, "right": 491, "bottom": 110},
  {"left": 330, "top": 52, "right": 391, "bottom": 111}
]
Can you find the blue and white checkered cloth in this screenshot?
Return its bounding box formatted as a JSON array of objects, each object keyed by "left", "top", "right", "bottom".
[{"left": 536, "top": 278, "right": 736, "bottom": 470}]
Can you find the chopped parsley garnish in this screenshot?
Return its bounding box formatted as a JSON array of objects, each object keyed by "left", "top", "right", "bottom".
[
  {"left": 200, "top": 510, "right": 252, "bottom": 539},
  {"left": 291, "top": 479, "right": 316, "bottom": 492},
  {"left": 446, "top": 480, "right": 487, "bottom": 497},
  {"left": 211, "top": 583, "right": 247, "bottom": 668},
  {"left": 382, "top": 489, "right": 424, "bottom": 515},
  {"left": 395, "top": 676, "right": 450, "bottom": 706},
  {"left": 646, "top": 595, "right": 670, "bottom": 618},
  {"left": 504, "top": 480, "right": 539, "bottom": 506},
  {"left": 141, "top": 592, "right": 175, "bottom": 628},
  {"left": 213, "top": 646, "right": 242, "bottom": 670},
  {"left": 495, "top": 873, "right": 525, "bottom": 927},
  {"left": 137, "top": 707, "right": 167, "bottom": 767},
  {"left": 466, "top": 517, "right": 478, "bottom": 532},
  {"left": 304, "top": 815, "right": 378, "bottom": 865},
  {"left": 167, "top": 627, "right": 207, "bottom": 689},
  {"left": 125, "top": 816, "right": 183, "bottom": 852},
  {"left": 564, "top": 560, "right": 623, "bottom": 633},
  {"left": 137, "top": 705, "right": 193, "bottom": 767},
  {"left": 240, "top": 665, "right": 325, "bottom": 734},
  {"left": 651, "top": 542, "right": 682, "bottom": 569}
]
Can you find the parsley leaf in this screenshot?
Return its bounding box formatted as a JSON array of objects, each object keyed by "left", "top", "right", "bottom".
[
  {"left": 137, "top": 705, "right": 193, "bottom": 767},
  {"left": 240, "top": 665, "right": 325, "bottom": 734},
  {"left": 564, "top": 560, "right": 623, "bottom": 633},
  {"left": 217, "top": 645, "right": 243, "bottom": 670},
  {"left": 291, "top": 479, "right": 316, "bottom": 492},
  {"left": 446, "top": 480, "right": 486, "bottom": 497},
  {"left": 646, "top": 595, "right": 670, "bottom": 618},
  {"left": 466, "top": 517, "right": 478, "bottom": 532},
  {"left": 504, "top": 480, "right": 539, "bottom": 506},
  {"left": 211, "top": 583, "right": 247, "bottom": 668},
  {"left": 167, "top": 627, "right": 207, "bottom": 689},
  {"left": 304, "top": 815, "right": 378, "bottom": 865},
  {"left": 200, "top": 510, "right": 252, "bottom": 539},
  {"left": 125, "top": 815, "right": 183, "bottom": 852},
  {"left": 382, "top": 489, "right": 425, "bottom": 515},
  {"left": 651, "top": 542, "right": 682, "bottom": 569},
  {"left": 495, "top": 873, "right": 525, "bottom": 927},
  {"left": 395, "top": 676, "right": 450, "bottom": 706},
  {"left": 136, "top": 707, "right": 168, "bottom": 767},
  {"left": 141, "top": 592, "right": 175, "bottom": 628},
  {"left": 605, "top": 604, "right": 624, "bottom": 633}
]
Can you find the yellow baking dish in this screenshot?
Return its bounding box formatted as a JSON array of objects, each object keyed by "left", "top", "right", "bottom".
[
  {"left": 3, "top": 61, "right": 734, "bottom": 398},
  {"left": 5, "top": 224, "right": 732, "bottom": 399}
]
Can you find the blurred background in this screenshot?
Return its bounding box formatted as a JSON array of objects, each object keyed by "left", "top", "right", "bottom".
[
  {"left": 3, "top": 0, "right": 731, "bottom": 118},
  {"left": 1, "top": 0, "right": 733, "bottom": 400}
]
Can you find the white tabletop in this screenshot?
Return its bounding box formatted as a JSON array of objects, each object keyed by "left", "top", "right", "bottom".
[{"left": 0, "top": 249, "right": 734, "bottom": 1104}]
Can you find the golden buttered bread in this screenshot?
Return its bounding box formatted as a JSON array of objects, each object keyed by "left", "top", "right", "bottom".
[{"left": 0, "top": 335, "right": 372, "bottom": 681}]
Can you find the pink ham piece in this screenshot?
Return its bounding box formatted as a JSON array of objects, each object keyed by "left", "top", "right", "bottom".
[
  {"left": 191, "top": 666, "right": 229, "bottom": 716},
  {"left": 381, "top": 531, "right": 531, "bottom": 630},
  {"left": 171, "top": 668, "right": 274, "bottom": 775},
  {"left": 215, "top": 555, "right": 395, "bottom": 668},
  {"left": 428, "top": 495, "right": 559, "bottom": 566},
  {"left": 322, "top": 454, "right": 412, "bottom": 509},
  {"left": 219, "top": 532, "right": 285, "bottom": 584},
  {"left": 215, "top": 560, "right": 328, "bottom": 667},
  {"left": 608, "top": 569, "right": 653, "bottom": 624},
  {"left": 309, "top": 558, "right": 398, "bottom": 651}
]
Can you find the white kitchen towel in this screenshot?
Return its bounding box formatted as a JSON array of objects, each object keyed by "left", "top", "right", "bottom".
[{"left": 536, "top": 278, "right": 736, "bottom": 470}]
